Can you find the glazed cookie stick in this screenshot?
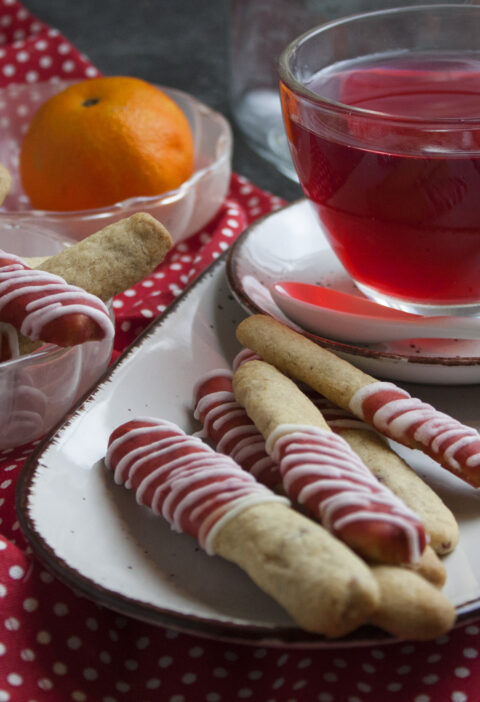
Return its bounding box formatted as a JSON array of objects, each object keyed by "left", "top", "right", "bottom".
[
  {"left": 193, "top": 364, "right": 447, "bottom": 587},
  {"left": 0, "top": 251, "right": 114, "bottom": 347},
  {"left": 232, "top": 359, "right": 427, "bottom": 566},
  {"left": 237, "top": 315, "right": 480, "bottom": 487},
  {"left": 105, "top": 417, "right": 379, "bottom": 638},
  {"left": 310, "top": 394, "right": 459, "bottom": 556}
]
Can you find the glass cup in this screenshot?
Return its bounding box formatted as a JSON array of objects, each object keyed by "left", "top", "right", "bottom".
[{"left": 279, "top": 4, "right": 480, "bottom": 315}]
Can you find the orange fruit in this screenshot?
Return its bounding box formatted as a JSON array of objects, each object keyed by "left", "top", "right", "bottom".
[{"left": 19, "top": 76, "right": 195, "bottom": 211}]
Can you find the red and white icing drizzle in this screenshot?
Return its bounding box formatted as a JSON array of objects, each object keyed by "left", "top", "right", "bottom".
[
  {"left": 193, "top": 350, "right": 372, "bottom": 487},
  {"left": 193, "top": 368, "right": 280, "bottom": 487},
  {"left": 349, "top": 381, "right": 480, "bottom": 485},
  {"left": 0, "top": 251, "right": 113, "bottom": 344},
  {"left": 105, "top": 417, "right": 288, "bottom": 555},
  {"left": 266, "top": 424, "right": 426, "bottom": 563}
]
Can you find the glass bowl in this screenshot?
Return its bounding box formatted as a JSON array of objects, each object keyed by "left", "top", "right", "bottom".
[
  {"left": 0, "top": 80, "right": 232, "bottom": 245},
  {"left": 0, "top": 222, "right": 114, "bottom": 450},
  {"left": 0, "top": 329, "right": 113, "bottom": 450}
]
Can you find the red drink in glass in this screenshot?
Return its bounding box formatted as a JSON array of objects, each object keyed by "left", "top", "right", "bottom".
[{"left": 279, "top": 6, "right": 480, "bottom": 313}]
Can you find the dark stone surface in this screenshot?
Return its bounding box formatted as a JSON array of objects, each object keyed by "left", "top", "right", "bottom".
[{"left": 24, "top": 0, "right": 303, "bottom": 202}]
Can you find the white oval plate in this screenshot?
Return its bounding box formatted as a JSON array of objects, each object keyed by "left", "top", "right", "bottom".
[
  {"left": 15, "top": 255, "right": 480, "bottom": 647},
  {"left": 226, "top": 199, "right": 480, "bottom": 385}
]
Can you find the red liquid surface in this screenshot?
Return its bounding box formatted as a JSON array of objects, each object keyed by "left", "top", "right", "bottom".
[{"left": 283, "top": 55, "right": 480, "bottom": 304}]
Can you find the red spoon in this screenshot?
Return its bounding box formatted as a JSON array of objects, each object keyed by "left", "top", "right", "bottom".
[{"left": 270, "top": 281, "right": 480, "bottom": 343}]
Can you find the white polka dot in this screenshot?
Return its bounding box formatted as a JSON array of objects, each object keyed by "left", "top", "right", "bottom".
[
  {"left": 72, "top": 692, "right": 87, "bottom": 702},
  {"left": 158, "top": 656, "right": 173, "bottom": 668},
  {"left": 427, "top": 654, "right": 441, "bottom": 663},
  {"left": 0, "top": 692, "right": 9, "bottom": 701},
  {"left": 272, "top": 678, "right": 284, "bottom": 689},
  {"left": 141, "top": 309, "right": 154, "bottom": 318},
  {"left": 2, "top": 65, "right": 14, "bottom": 77},
  {"left": 5, "top": 618, "right": 19, "bottom": 631},
  {"left": 397, "top": 665, "right": 411, "bottom": 675},
  {"left": 53, "top": 662, "right": 67, "bottom": 675},
  {"left": 25, "top": 71, "right": 39, "bottom": 83},
  {"left": 20, "top": 649, "right": 34, "bottom": 661},
  {"left": 189, "top": 647, "right": 204, "bottom": 658},
  {"left": 100, "top": 651, "right": 111, "bottom": 664},
  {"left": 317, "top": 694, "right": 334, "bottom": 702},
  {"left": 238, "top": 689, "right": 252, "bottom": 698},
  {"left": 414, "top": 696, "right": 430, "bottom": 702},
  {"left": 387, "top": 683, "right": 402, "bottom": 692},
  {"left": 293, "top": 680, "right": 307, "bottom": 690},
  {"left": 298, "top": 658, "right": 311, "bottom": 669},
  {"left": 464, "top": 648, "right": 478, "bottom": 658},
  {"left": 38, "top": 678, "right": 53, "bottom": 690},
  {"left": 8, "top": 566, "right": 24, "bottom": 580},
  {"left": 37, "top": 631, "right": 51, "bottom": 644},
  {"left": 182, "top": 673, "right": 196, "bottom": 685},
  {"left": 67, "top": 636, "right": 81, "bottom": 650},
  {"left": 146, "top": 679, "right": 161, "bottom": 690},
  {"left": 423, "top": 674, "right": 439, "bottom": 685},
  {"left": 124, "top": 289, "right": 136, "bottom": 297},
  {"left": 124, "top": 659, "right": 138, "bottom": 671},
  {"left": 206, "top": 694, "right": 220, "bottom": 702},
  {"left": 357, "top": 682, "right": 372, "bottom": 692},
  {"left": 455, "top": 668, "right": 470, "bottom": 678},
  {"left": 213, "top": 668, "right": 227, "bottom": 678},
  {"left": 53, "top": 603, "right": 69, "bottom": 616},
  {"left": 323, "top": 673, "right": 337, "bottom": 683},
  {"left": 466, "top": 625, "right": 479, "bottom": 635},
  {"left": 6, "top": 674, "right": 22, "bottom": 686},
  {"left": 40, "top": 571, "right": 54, "bottom": 584},
  {"left": 83, "top": 668, "right": 98, "bottom": 681},
  {"left": 277, "top": 654, "right": 288, "bottom": 666},
  {"left": 248, "top": 671, "right": 262, "bottom": 680},
  {"left": 451, "top": 692, "right": 468, "bottom": 702},
  {"left": 0, "top": 586, "right": 6, "bottom": 598},
  {"left": 115, "top": 681, "right": 130, "bottom": 693},
  {"left": 136, "top": 636, "right": 150, "bottom": 649},
  {"left": 39, "top": 55, "right": 52, "bottom": 68},
  {"left": 23, "top": 598, "right": 38, "bottom": 612}
]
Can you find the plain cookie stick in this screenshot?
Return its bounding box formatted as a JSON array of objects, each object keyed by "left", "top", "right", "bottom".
[{"left": 37, "top": 212, "right": 172, "bottom": 301}]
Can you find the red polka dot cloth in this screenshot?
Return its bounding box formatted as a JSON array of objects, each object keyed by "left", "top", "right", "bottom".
[{"left": 0, "top": 2, "right": 477, "bottom": 702}]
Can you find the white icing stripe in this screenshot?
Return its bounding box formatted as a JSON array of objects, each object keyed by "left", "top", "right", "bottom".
[
  {"left": 193, "top": 368, "right": 279, "bottom": 485},
  {"left": 232, "top": 348, "right": 260, "bottom": 371},
  {"left": 348, "top": 381, "right": 399, "bottom": 419},
  {"left": 0, "top": 253, "right": 113, "bottom": 342},
  {"left": 268, "top": 423, "right": 424, "bottom": 563},
  {"left": 349, "top": 381, "right": 480, "bottom": 481},
  {"left": 106, "top": 419, "right": 287, "bottom": 554}
]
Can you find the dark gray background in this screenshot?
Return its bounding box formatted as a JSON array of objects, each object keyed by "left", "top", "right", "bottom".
[{"left": 23, "top": 0, "right": 303, "bottom": 203}]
